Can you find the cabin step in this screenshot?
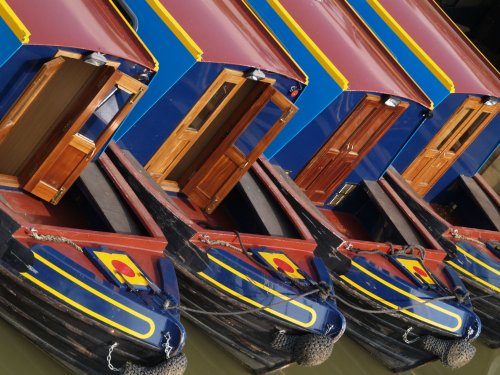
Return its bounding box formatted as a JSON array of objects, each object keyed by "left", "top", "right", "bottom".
[
  {"left": 458, "top": 175, "right": 500, "bottom": 231},
  {"left": 362, "top": 180, "right": 423, "bottom": 246},
  {"left": 77, "top": 163, "right": 143, "bottom": 235}
]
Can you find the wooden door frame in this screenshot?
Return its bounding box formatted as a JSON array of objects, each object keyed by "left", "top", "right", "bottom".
[
  {"left": 295, "top": 94, "right": 408, "bottom": 204},
  {"left": 403, "top": 96, "right": 499, "bottom": 195},
  {"left": 145, "top": 68, "right": 275, "bottom": 191},
  {"left": 182, "top": 85, "right": 297, "bottom": 213}
]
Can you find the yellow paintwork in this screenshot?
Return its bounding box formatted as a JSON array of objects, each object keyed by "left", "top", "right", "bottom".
[{"left": 0, "top": 0, "right": 30, "bottom": 43}]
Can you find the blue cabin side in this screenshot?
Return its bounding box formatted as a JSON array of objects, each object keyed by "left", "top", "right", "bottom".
[
  {"left": 271, "top": 91, "right": 427, "bottom": 207},
  {"left": 244, "top": 0, "right": 345, "bottom": 158},
  {"left": 120, "top": 61, "right": 301, "bottom": 165},
  {"left": 112, "top": 0, "right": 198, "bottom": 141}
]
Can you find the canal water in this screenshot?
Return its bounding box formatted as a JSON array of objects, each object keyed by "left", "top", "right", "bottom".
[{"left": 0, "top": 317, "right": 498, "bottom": 375}]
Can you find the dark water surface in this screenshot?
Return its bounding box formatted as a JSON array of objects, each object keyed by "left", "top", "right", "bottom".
[{"left": 0, "top": 318, "right": 498, "bottom": 375}]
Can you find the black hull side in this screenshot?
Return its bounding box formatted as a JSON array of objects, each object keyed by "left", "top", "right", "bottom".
[
  {"left": 335, "top": 285, "right": 435, "bottom": 372},
  {"left": 108, "top": 148, "right": 309, "bottom": 373},
  {"left": 258, "top": 163, "right": 467, "bottom": 371},
  {"left": 0, "top": 259, "right": 166, "bottom": 375},
  {"left": 174, "top": 262, "right": 296, "bottom": 374}
]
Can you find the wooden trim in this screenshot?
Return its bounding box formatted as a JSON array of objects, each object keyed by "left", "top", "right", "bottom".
[
  {"left": 145, "top": 69, "right": 247, "bottom": 181},
  {"left": 0, "top": 57, "right": 65, "bottom": 143},
  {"left": 0, "top": 173, "right": 20, "bottom": 188},
  {"left": 160, "top": 180, "right": 180, "bottom": 192}
]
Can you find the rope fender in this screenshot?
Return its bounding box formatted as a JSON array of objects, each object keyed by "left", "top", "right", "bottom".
[
  {"left": 272, "top": 332, "right": 334, "bottom": 367},
  {"left": 122, "top": 353, "right": 187, "bottom": 375},
  {"left": 419, "top": 336, "right": 476, "bottom": 368}
]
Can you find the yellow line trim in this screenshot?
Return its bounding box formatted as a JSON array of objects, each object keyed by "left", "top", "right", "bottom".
[
  {"left": 108, "top": 0, "right": 159, "bottom": 71},
  {"left": 0, "top": 0, "right": 30, "bottom": 43},
  {"left": 264, "top": 0, "right": 347, "bottom": 89},
  {"left": 199, "top": 253, "right": 317, "bottom": 328},
  {"left": 430, "top": 0, "right": 499, "bottom": 76},
  {"left": 340, "top": 261, "right": 462, "bottom": 332},
  {"left": 22, "top": 252, "right": 156, "bottom": 339},
  {"left": 146, "top": 0, "right": 203, "bottom": 62},
  {"left": 455, "top": 245, "right": 500, "bottom": 276},
  {"left": 446, "top": 260, "right": 500, "bottom": 293},
  {"left": 241, "top": 0, "right": 308, "bottom": 85},
  {"left": 344, "top": 1, "right": 434, "bottom": 109},
  {"left": 367, "top": 0, "right": 454, "bottom": 93}
]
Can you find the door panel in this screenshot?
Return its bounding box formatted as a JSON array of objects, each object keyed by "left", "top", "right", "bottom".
[
  {"left": 12, "top": 57, "right": 147, "bottom": 204},
  {"left": 296, "top": 95, "right": 408, "bottom": 204},
  {"left": 145, "top": 70, "right": 245, "bottom": 182},
  {"left": 183, "top": 86, "right": 297, "bottom": 214},
  {"left": 403, "top": 97, "right": 499, "bottom": 196}
]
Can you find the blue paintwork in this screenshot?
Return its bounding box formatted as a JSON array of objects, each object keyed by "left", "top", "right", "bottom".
[
  {"left": 24, "top": 245, "right": 185, "bottom": 349},
  {"left": 204, "top": 248, "right": 346, "bottom": 336},
  {"left": 392, "top": 94, "right": 500, "bottom": 201},
  {"left": 346, "top": 0, "right": 449, "bottom": 106},
  {"left": 344, "top": 256, "right": 481, "bottom": 338},
  {"left": 112, "top": 0, "right": 197, "bottom": 141},
  {"left": 311, "top": 257, "right": 334, "bottom": 291},
  {"left": 449, "top": 241, "right": 500, "bottom": 290},
  {"left": 120, "top": 62, "right": 299, "bottom": 165},
  {"left": 271, "top": 91, "right": 365, "bottom": 178},
  {"left": 0, "top": 16, "right": 22, "bottom": 70},
  {"left": 159, "top": 257, "right": 181, "bottom": 305},
  {"left": 245, "top": 0, "right": 344, "bottom": 158},
  {"left": 271, "top": 91, "right": 429, "bottom": 205}
]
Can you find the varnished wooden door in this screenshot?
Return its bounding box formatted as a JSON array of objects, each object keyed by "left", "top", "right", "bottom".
[
  {"left": 295, "top": 94, "right": 408, "bottom": 204},
  {"left": 145, "top": 70, "right": 246, "bottom": 184},
  {"left": 0, "top": 56, "right": 147, "bottom": 204},
  {"left": 403, "top": 96, "right": 499, "bottom": 196},
  {"left": 182, "top": 85, "right": 297, "bottom": 213}
]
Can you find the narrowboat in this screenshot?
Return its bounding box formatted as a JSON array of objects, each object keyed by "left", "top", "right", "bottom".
[
  {"left": 0, "top": 1, "right": 187, "bottom": 373},
  {"left": 245, "top": 0, "right": 483, "bottom": 371},
  {"left": 111, "top": 0, "right": 346, "bottom": 373},
  {"left": 347, "top": 0, "right": 500, "bottom": 232},
  {"left": 344, "top": 0, "right": 500, "bottom": 347}
]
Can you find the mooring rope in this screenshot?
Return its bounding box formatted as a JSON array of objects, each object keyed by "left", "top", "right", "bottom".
[
  {"left": 450, "top": 229, "right": 485, "bottom": 246},
  {"left": 27, "top": 228, "right": 83, "bottom": 253}
]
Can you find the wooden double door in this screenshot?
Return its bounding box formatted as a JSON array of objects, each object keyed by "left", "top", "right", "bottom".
[
  {"left": 295, "top": 94, "right": 408, "bottom": 204},
  {"left": 0, "top": 55, "right": 146, "bottom": 204},
  {"left": 146, "top": 69, "right": 296, "bottom": 214},
  {"left": 403, "top": 96, "right": 499, "bottom": 196}
]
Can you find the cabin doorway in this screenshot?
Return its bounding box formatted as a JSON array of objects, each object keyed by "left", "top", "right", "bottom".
[
  {"left": 0, "top": 55, "right": 146, "bottom": 204},
  {"left": 295, "top": 94, "right": 408, "bottom": 205},
  {"left": 145, "top": 69, "right": 297, "bottom": 213},
  {"left": 402, "top": 96, "right": 499, "bottom": 196}
]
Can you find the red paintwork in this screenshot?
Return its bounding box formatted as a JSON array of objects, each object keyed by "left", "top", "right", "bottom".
[
  {"left": 279, "top": 0, "right": 431, "bottom": 107},
  {"left": 473, "top": 173, "right": 500, "bottom": 207},
  {"left": 378, "top": 0, "right": 500, "bottom": 97},
  {"left": 107, "top": 143, "right": 319, "bottom": 280},
  {"left": 159, "top": 0, "right": 306, "bottom": 83},
  {"left": 112, "top": 260, "right": 136, "bottom": 277},
  {"left": 273, "top": 258, "right": 294, "bottom": 273},
  {"left": 319, "top": 209, "right": 371, "bottom": 240},
  {"left": 8, "top": 0, "right": 155, "bottom": 70}
]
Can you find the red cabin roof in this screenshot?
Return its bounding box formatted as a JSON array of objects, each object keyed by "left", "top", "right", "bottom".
[
  {"left": 9, "top": 0, "right": 156, "bottom": 70},
  {"left": 280, "top": 0, "right": 431, "bottom": 107},
  {"left": 160, "top": 0, "right": 306, "bottom": 83},
  {"left": 378, "top": 0, "right": 500, "bottom": 97}
]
